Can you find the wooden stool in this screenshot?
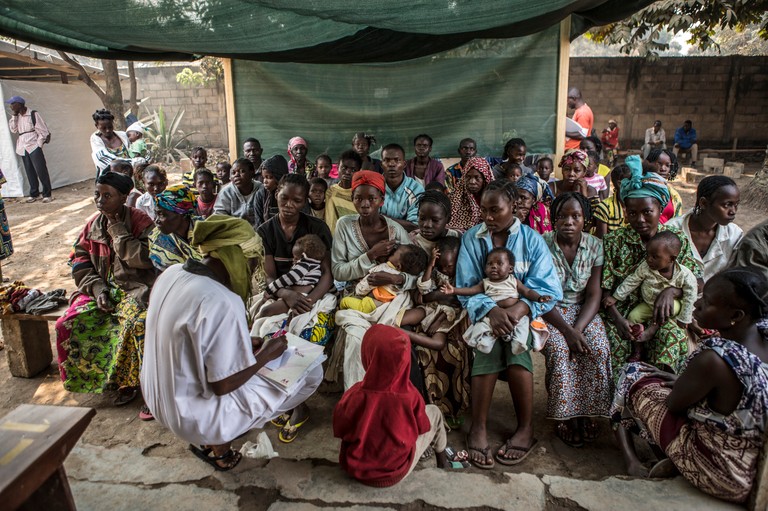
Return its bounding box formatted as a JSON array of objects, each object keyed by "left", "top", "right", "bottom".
[
  {"left": 0, "top": 404, "right": 95, "bottom": 511},
  {"left": 1, "top": 307, "right": 67, "bottom": 378}
]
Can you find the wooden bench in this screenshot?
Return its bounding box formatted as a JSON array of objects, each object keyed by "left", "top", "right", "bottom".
[
  {"left": 1, "top": 306, "right": 67, "bottom": 378},
  {"left": 0, "top": 404, "right": 95, "bottom": 511}
]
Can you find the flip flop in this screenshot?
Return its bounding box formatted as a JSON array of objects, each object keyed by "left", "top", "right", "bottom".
[
  {"left": 582, "top": 419, "right": 600, "bottom": 443},
  {"left": 113, "top": 387, "right": 138, "bottom": 407},
  {"left": 278, "top": 414, "right": 310, "bottom": 443},
  {"left": 555, "top": 421, "right": 584, "bottom": 448},
  {"left": 139, "top": 405, "right": 154, "bottom": 421},
  {"left": 270, "top": 413, "right": 291, "bottom": 428},
  {"left": 649, "top": 458, "right": 678, "bottom": 478},
  {"left": 495, "top": 438, "right": 539, "bottom": 466},
  {"left": 465, "top": 438, "right": 495, "bottom": 470},
  {"left": 189, "top": 444, "right": 242, "bottom": 471}
]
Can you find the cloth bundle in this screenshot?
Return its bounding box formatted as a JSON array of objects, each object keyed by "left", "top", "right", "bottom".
[{"left": 0, "top": 281, "right": 67, "bottom": 314}]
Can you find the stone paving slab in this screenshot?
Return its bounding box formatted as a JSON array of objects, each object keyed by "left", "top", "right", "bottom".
[
  {"left": 268, "top": 505, "right": 397, "bottom": 511},
  {"left": 70, "top": 481, "right": 240, "bottom": 511}
]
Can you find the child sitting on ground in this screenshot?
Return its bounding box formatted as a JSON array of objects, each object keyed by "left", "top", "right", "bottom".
[
  {"left": 315, "top": 154, "right": 336, "bottom": 186},
  {"left": 340, "top": 244, "right": 428, "bottom": 313},
  {"left": 254, "top": 234, "right": 326, "bottom": 319},
  {"left": 603, "top": 230, "right": 698, "bottom": 362},
  {"left": 126, "top": 122, "right": 148, "bottom": 161},
  {"left": 308, "top": 177, "right": 327, "bottom": 220},
  {"left": 442, "top": 247, "right": 551, "bottom": 354},
  {"left": 215, "top": 161, "right": 231, "bottom": 189},
  {"left": 194, "top": 169, "right": 217, "bottom": 219},
  {"left": 182, "top": 146, "right": 209, "bottom": 193},
  {"left": 135, "top": 165, "right": 167, "bottom": 220},
  {"left": 400, "top": 237, "right": 464, "bottom": 338},
  {"left": 585, "top": 150, "right": 608, "bottom": 200},
  {"left": 333, "top": 324, "right": 465, "bottom": 487}
]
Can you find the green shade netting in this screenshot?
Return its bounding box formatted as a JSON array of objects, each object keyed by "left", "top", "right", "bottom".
[
  {"left": 0, "top": 1, "right": 653, "bottom": 62},
  {"left": 233, "top": 26, "right": 560, "bottom": 160}
]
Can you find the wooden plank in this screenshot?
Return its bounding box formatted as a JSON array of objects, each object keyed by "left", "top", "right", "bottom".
[
  {"left": 222, "top": 58, "right": 238, "bottom": 161},
  {"left": 554, "top": 16, "right": 571, "bottom": 180},
  {"left": 0, "top": 305, "right": 68, "bottom": 322},
  {"left": 0, "top": 404, "right": 95, "bottom": 511}
]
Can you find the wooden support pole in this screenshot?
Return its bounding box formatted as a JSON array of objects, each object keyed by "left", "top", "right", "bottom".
[
  {"left": 223, "top": 58, "right": 238, "bottom": 161},
  {"left": 554, "top": 16, "right": 571, "bottom": 179}
]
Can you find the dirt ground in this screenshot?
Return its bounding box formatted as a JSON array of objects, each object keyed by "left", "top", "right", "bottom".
[{"left": 0, "top": 165, "right": 765, "bottom": 501}]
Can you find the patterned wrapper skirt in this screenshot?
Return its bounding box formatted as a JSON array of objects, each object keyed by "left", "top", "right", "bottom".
[
  {"left": 617, "top": 378, "right": 759, "bottom": 503},
  {"left": 55, "top": 290, "right": 146, "bottom": 393},
  {"left": 542, "top": 303, "right": 612, "bottom": 420}
]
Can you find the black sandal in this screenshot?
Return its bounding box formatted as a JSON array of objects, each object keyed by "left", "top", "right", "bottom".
[
  {"left": 113, "top": 387, "right": 138, "bottom": 407},
  {"left": 189, "top": 444, "right": 242, "bottom": 471},
  {"left": 555, "top": 421, "right": 584, "bottom": 448}
]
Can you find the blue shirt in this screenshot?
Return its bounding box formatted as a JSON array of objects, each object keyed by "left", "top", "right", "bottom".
[
  {"left": 456, "top": 219, "right": 563, "bottom": 322},
  {"left": 674, "top": 127, "right": 697, "bottom": 149},
  {"left": 381, "top": 175, "right": 424, "bottom": 224}
]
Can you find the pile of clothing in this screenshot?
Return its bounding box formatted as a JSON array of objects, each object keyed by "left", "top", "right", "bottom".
[{"left": 0, "top": 281, "right": 67, "bottom": 315}]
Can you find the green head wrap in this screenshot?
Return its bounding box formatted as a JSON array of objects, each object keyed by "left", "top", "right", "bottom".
[
  {"left": 191, "top": 215, "right": 264, "bottom": 304},
  {"left": 620, "top": 155, "right": 670, "bottom": 206}
]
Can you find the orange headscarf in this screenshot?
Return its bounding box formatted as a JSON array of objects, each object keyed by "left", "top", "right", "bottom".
[{"left": 352, "top": 170, "right": 386, "bottom": 195}]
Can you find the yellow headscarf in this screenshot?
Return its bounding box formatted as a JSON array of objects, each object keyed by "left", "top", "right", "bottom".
[{"left": 191, "top": 215, "right": 264, "bottom": 304}]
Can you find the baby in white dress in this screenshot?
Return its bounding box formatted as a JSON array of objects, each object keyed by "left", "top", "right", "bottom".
[{"left": 442, "top": 247, "right": 551, "bottom": 354}]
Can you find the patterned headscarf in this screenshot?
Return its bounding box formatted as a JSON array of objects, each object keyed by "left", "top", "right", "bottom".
[
  {"left": 155, "top": 185, "right": 196, "bottom": 216},
  {"left": 448, "top": 157, "right": 494, "bottom": 231},
  {"left": 191, "top": 215, "right": 264, "bottom": 304},
  {"left": 558, "top": 149, "right": 590, "bottom": 171},
  {"left": 352, "top": 170, "right": 386, "bottom": 195},
  {"left": 620, "top": 155, "right": 670, "bottom": 206},
  {"left": 515, "top": 173, "right": 543, "bottom": 202}
]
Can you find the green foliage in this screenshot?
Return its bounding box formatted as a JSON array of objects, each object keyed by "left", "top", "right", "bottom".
[
  {"left": 144, "top": 107, "right": 198, "bottom": 163},
  {"left": 175, "top": 56, "right": 223, "bottom": 87},
  {"left": 587, "top": 0, "right": 768, "bottom": 57}
]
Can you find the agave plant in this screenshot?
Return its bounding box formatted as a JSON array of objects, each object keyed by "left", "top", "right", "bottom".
[{"left": 144, "top": 107, "right": 199, "bottom": 163}]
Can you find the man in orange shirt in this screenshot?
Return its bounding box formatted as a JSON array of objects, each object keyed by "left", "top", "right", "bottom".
[{"left": 564, "top": 88, "right": 593, "bottom": 151}]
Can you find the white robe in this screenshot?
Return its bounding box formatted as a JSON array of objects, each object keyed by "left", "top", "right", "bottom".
[{"left": 140, "top": 265, "right": 321, "bottom": 446}]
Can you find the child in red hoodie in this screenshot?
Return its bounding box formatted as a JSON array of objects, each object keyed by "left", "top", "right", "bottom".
[{"left": 333, "top": 324, "right": 461, "bottom": 486}]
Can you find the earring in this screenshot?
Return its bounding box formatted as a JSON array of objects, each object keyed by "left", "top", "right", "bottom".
[{"left": 731, "top": 320, "right": 736, "bottom": 326}]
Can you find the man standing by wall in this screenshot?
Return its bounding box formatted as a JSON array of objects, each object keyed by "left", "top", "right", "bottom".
[
  {"left": 642, "top": 120, "right": 666, "bottom": 158},
  {"left": 673, "top": 120, "right": 698, "bottom": 167},
  {"left": 565, "top": 88, "right": 593, "bottom": 151},
  {"left": 7, "top": 96, "right": 53, "bottom": 203}
]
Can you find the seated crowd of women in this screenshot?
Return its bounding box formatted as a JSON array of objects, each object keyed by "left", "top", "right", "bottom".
[{"left": 61, "top": 112, "right": 766, "bottom": 503}]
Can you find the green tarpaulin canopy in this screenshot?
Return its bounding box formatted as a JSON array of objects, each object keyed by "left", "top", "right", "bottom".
[{"left": 0, "top": 1, "right": 652, "bottom": 63}]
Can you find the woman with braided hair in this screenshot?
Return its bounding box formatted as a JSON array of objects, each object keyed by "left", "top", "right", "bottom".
[
  {"left": 612, "top": 267, "right": 768, "bottom": 503},
  {"left": 667, "top": 175, "right": 742, "bottom": 285}
]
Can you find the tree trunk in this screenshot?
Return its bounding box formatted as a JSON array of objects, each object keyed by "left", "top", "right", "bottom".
[
  {"left": 102, "top": 59, "right": 125, "bottom": 130},
  {"left": 127, "top": 62, "right": 138, "bottom": 117},
  {"left": 741, "top": 145, "right": 768, "bottom": 208}
]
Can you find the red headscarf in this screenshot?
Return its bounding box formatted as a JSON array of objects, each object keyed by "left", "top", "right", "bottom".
[
  {"left": 332, "top": 325, "right": 429, "bottom": 487},
  {"left": 351, "top": 170, "right": 386, "bottom": 195},
  {"left": 448, "top": 157, "right": 494, "bottom": 231}
]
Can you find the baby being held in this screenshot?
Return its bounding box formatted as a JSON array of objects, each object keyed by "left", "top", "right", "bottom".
[
  {"left": 442, "top": 247, "right": 551, "bottom": 354},
  {"left": 340, "top": 244, "right": 428, "bottom": 314},
  {"left": 602, "top": 230, "right": 697, "bottom": 363}
]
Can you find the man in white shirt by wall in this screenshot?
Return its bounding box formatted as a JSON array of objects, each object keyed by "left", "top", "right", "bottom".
[{"left": 7, "top": 95, "right": 53, "bottom": 203}]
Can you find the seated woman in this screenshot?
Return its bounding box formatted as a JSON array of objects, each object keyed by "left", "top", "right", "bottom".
[
  {"left": 601, "top": 156, "right": 701, "bottom": 380},
  {"left": 515, "top": 173, "right": 552, "bottom": 235},
  {"left": 149, "top": 185, "right": 201, "bottom": 272},
  {"left": 646, "top": 149, "right": 683, "bottom": 224},
  {"left": 90, "top": 109, "right": 130, "bottom": 179},
  {"left": 213, "top": 157, "right": 264, "bottom": 229},
  {"left": 541, "top": 193, "right": 612, "bottom": 447},
  {"left": 404, "top": 134, "right": 446, "bottom": 187},
  {"left": 141, "top": 216, "right": 323, "bottom": 471},
  {"left": 667, "top": 175, "right": 742, "bottom": 285},
  {"left": 288, "top": 136, "right": 316, "bottom": 178},
  {"left": 447, "top": 157, "right": 495, "bottom": 232},
  {"left": 329, "top": 171, "right": 415, "bottom": 389},
  {"left": 456, "top": 179, "right": 562, "bottom": 468},
  {"left": 56, "top": 172, "right": 156, "bottom": 408},
  {"left": 612, "top": 268, "right": 768, "bottom": 503}
]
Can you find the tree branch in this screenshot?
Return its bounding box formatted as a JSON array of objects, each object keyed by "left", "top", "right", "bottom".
[
  {"left": 128, "top": 61, "right": 138, "bottom": 117},
  {"left": 57, "top": 51, "right": 106, "bottom": 102}
]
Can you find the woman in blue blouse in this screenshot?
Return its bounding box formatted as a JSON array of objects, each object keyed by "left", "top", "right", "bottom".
[{"left": 455, "top": 179, "right": 562, "bottom": 468}]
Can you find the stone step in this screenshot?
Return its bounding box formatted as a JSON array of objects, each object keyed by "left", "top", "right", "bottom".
[{"left": 686, "top": 170, "right": 710, "bottom": 184}]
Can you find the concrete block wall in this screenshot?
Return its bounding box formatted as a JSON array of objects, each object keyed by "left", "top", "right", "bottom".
[
  {"left": 569, "top": 56, "right": 768, "bottom": 149},
  {"left": 133, "top": 66, "right": 228, "bottom": 150}
]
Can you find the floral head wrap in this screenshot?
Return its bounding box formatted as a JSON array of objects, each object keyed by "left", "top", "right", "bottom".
[
  {"left": 515, "top": 173, "right": 543, "bottom": 202},
  {"left": 448, "top": 157, "right": 494, "bottom": 231},
  {"left": 558, "top": 149, "right": 590, "bottom": 171},
  {"left": 619, "top": 155, "right": 670, "bottom": 206},
  {"left": 155, "top": 185, "right": 196, "bottom": 216},
  {"left": 352, "top": 170, "right": 386, "bottom": 195}
]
